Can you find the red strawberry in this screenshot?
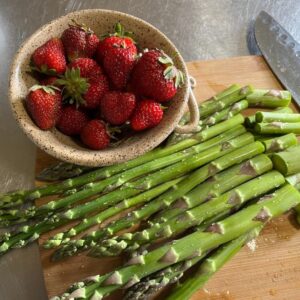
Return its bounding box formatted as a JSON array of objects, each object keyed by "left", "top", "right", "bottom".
[
  {"left": 131, "top": 99, "right": 163, "bottom": 131},
  {"left": 84, "top": 75, "right": 109, "bottom": 109},
  {"left": 100, "top": 92, "right": 136, "bottom": 125},
  {"left": 96, "top": 23, "right": 137, "bottom": 90},
  {"left": 56, "top": 106, "right": 89, "bottom": 136},
  {"left": 26, "top": 85, "right": 62, "bottom": 130},
  {"left": 80, "top": 120, "right": 110, "bottom": 150},
  {"left": 68, "top": 58, "right": 102, "bottom": 81},
  {"left": 32, "top": 38, "right": 66, "bottom": 75},
  {"left": 61, "top": 20, "right": 100, "bottom": 61},
  {"left": 131, "top": 49, "right": 184, "bottom": 102}
]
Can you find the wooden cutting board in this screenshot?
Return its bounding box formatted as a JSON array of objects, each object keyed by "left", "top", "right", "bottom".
[{"left": 36, "top": 55, "right": 300, "bottom": 300}]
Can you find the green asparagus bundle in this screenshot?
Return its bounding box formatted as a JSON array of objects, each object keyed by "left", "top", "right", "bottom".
[
  {"left": 0, "top": 128, "right": 249, "bottom": 255},
  {"left": 0, "top": 114, "right": 244, "bottom": 211},
  {"left": 51, "top": 133, "right": 256, "bottom": 261},
  {"left": 46, "top": 126, "right": 245, "bottom": 248},
  {"left": 87, "top": 140, "right": 264, "bottom": 258},
  {"left": 89, "top": 171, "right": 284, "bottom": 257},
  {"left": 153, "top": 154, "right": 272, "bottom": 223},
  {"left": 52, "top": 183, "right": 300, "bottom": 300},
  {"left": 246, "top": 89, "right": 291, "bottom": 108}
]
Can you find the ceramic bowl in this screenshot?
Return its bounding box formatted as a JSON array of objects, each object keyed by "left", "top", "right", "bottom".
[{"left": 9, "top": 9, "right": 196, "bottom": 167}]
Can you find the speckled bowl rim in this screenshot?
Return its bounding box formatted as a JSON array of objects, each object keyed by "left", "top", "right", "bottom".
[{"left": 9, "top": 9, "right": 189, "bottom": 167}]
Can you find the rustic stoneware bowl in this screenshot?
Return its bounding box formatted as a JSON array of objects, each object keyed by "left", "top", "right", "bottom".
[{"left": 9, "top": 9, "right": 198, "bottom": 167}]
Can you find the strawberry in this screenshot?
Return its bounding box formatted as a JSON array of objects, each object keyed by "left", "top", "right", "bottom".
[
  {"left": 96, "top": 23, "right": 137, "bottom": 90},
  {"left": 84, "top": 76, "right": 109, "bottom": 109},
  {"left": 131, "top": 49, "right": 184, "bottom": 102},
  {"left": 100, "top": 92, "right": 136, "bottom": 125},
  {"left": 80, "top": 120, "right": 110, "bottom": 150},
  {"left": 68, "top": 58, "right": 102, "bottom": 81},
  {"left": 26, "top": 85, "right": 62, "bottom": 130},
  {"left": 61, "top": 20, "right": 100, "bottom": 61},
  {"left": 131, "top": 99, "right": 163, "bottom": 131},
  {"left": 57, "top": 65, "right": 109, "bottom": 109},
  {"left": 32, "top": 38, "right": 66, "bottom": 75},
  {"left": 57, "top": 105, "right": 89, "bottom": 136}
]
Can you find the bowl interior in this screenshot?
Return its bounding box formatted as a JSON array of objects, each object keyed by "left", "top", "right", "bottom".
[{"left": 9, "top": 9, "right": 189, "bottom": 166}]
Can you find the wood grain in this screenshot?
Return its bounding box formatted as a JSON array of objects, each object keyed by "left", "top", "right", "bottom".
[{"left": 36, "top": 55, "right": 300, "bottom": 299}]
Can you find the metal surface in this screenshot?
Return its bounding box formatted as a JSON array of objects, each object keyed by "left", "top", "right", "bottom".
[
  {"left": 0, "top": 1, "right": 300, "bottom": 299},
  {"left": 255, "top": 11, "right": 300, "bottom": 107}
]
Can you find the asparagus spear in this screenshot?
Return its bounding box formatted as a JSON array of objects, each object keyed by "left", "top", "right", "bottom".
[
  {"left": 262, "top": 133, "right": 298, "bottom": 153},
  {"left": 256, "top": 112, "right": 300, "bottom": 123},
  {"left": 153, "top": 154, "right": 272, "bottom": 223},
  {"left": 246, "top": 89, "right": 291, "bottom": 108},
  {"left": 43, "top": 177, "right": 185, "bottom": 249},
  {"left": 166, "top": 227, "right": 262, "bottom": 300},
  {"left": 36, "top": 162, "right": 94, "bottom": 182},
  {"left": 0, "top": 131, "right": 251, "bottom": 254},
  {"left": 272, "top": 145, "right": 300, "bottom": 175},
  {"left": 51, "top": 134, "right": 256, "bottom": 260},
  {"left": 88, "top": 140, "right": 264, "bottom": 257},
  {"left": 90, "top": 171, "right": 284, "bottom": 257},
  {"left": 0, "top": 114, "right": 244, "bottom": 210},
  {"left": 201, "top": 85, "right": 253, "bottom": 118},
  {"left": 200, "top": 84, "right": 241, "bottom": 108},
  {"left": 254, "top": 122, "right": 300, "bottom": 134},
  {"left": 52, "top": 183, "right": 300, "bottom": 300},
  {"left": 245, "top": 106, "right": 293, "bottom": 128},
  {"left": 201, "top": 100, "right": 248, "bottom": 127}
]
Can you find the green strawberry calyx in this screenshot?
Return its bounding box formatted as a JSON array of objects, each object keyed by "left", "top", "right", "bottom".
[
  {"left": 29, "top": 84, "right": 60, "bottom": 95},
  {"left": 101, "top": 22, "right": 135, "bottom": 42},
  {"left": 29, "top": 60, "right": 58, "bottom": 76},
  {"left": 56, "top": 68, "right": 90, "bottom": 107},
  {"left": 158, "top": 53, "right": 185, "bottom": 88}
]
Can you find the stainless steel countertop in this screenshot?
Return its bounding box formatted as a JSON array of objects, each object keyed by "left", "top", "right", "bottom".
[{"left": 0, "top": 0, "right": 299, "bottom": 299}]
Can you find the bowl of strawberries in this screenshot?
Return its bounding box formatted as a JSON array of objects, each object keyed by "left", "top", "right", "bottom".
[{"left": 9, "top": 9, "right": 198, "bottom": 166}]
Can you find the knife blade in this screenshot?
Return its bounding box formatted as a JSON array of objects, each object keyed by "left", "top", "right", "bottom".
[{"left": 254, "top": 11, "right": 300, "bottom": 107}]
